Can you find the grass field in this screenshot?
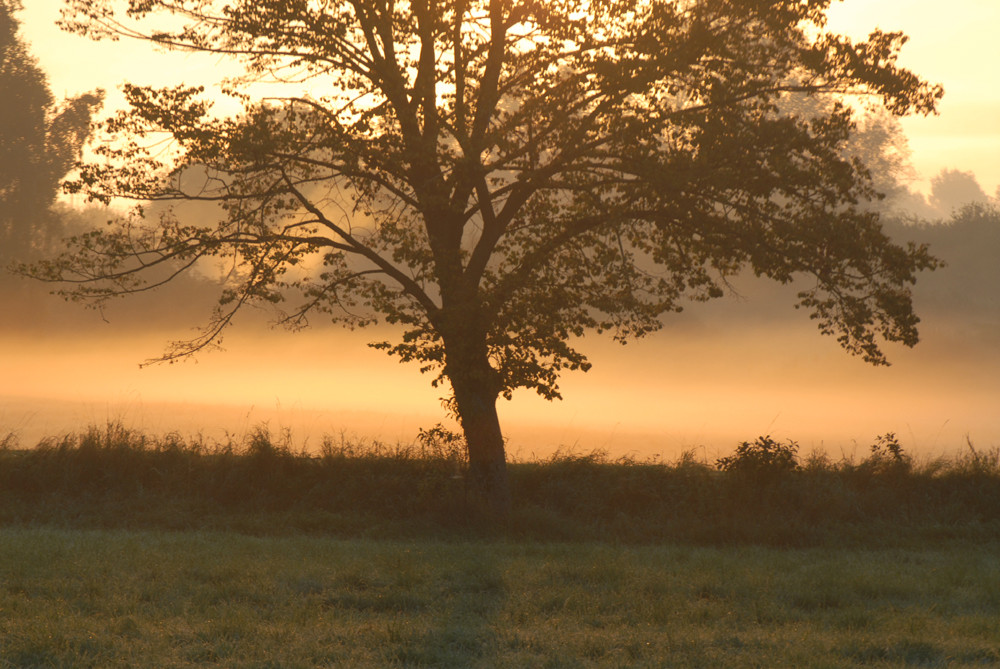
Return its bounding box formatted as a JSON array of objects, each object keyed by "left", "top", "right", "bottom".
[
  {"left": 2, "top": 424, "right": 1000, "bottom": 666},
  {"left": 2, "top": 527, "right": 999, "bottom": 668}
]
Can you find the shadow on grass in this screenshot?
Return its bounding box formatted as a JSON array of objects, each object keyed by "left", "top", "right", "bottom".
[{"left": 389, "top": 549, "right": 507, "bottom": 665}]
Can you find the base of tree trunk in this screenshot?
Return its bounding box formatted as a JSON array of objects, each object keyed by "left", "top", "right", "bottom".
[{"left": 468, "top": 457, "right": 512, "bottom": 520}]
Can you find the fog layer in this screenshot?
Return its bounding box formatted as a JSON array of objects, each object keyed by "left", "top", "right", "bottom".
[{"left": 4, "top": 253, "right": 998, "bottom": 460}]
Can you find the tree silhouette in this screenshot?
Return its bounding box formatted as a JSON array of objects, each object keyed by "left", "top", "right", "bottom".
[
  {"left": 28, "top": 0, "right": 942, "bottom": 513},
  {"left": 0, "top": 0, "right": 101, "bottom": 265},
  {"left": 929, "top": 168, "right": 991, "bottom": 216},
  {"left": 774, "top": 92, "right": 917, "bottom": 213}
]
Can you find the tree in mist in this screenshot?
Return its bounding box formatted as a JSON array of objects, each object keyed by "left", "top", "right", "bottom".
[
  {"left": 928, "top": 169, "right": 991, "bottom": 216},
  {"left": 0, "top": 0, "right": 101, "bottom": 265},
  {"left": 775, "top": 93, "right": 917, "bottom": 214},
  {"left": 845, "top": 110, "right": 919, "bottom": 213},
  {"left": 892, "top": 201, "right": 1000, "bottom": 322},
  {"left": 27, "top": 0, "right": 942, "bottom": 513}
]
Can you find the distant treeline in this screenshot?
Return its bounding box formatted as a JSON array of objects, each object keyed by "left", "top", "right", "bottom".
[
  {"left": 3, "top": 202, "right": 998, "bottom": 336},
  {"left": 1, "top": 204, "right": 225, "bottom": 332},
  {"left": 886, "top": 203, "right": 1000, "bottom": 321}
]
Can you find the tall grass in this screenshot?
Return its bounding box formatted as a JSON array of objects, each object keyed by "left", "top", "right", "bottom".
[{"left": 1, "top": 422, "right": 999, "bottom": 545}]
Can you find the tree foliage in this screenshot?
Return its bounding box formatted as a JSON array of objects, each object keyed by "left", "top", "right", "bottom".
[
  {"left": 892, "top": 201, "right": 1000, "bottom": 323},
  {"left": 774, "top": 92, "right": 917, "bottom": 213},
  {"left": 0, "top": 0, "right": 101, "bottom": 264},
  {"left": 929, "top": 169, "right": 992, "bottom": 216},
  {"left": 28, "top": 0, "right": 943, "bottom": 509}
]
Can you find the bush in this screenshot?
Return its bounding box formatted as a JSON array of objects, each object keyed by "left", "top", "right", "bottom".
[
  {"left": 863, "top": 432, "right": 911, "bottom": 474},
  {"left": 715, "top": 435, "right": 799, "bottom": 475}
]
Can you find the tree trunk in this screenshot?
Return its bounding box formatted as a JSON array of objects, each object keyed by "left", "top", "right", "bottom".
[
  {"left": 444, "top": 338, "right": 512, "bottom": 518},
  {"left": 455, "top": 381, "right": 511, "bottom": 518}
]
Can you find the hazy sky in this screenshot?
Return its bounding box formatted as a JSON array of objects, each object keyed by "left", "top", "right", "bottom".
[
  {"left": 6, "top": 1, "right": 1000, "bottom": 457},
  {"left": 825, "top": 0, "right": 1000, "bottom": 195},
  {"left": 17, "top": 0, "right": 1000, "bottom": 195}
]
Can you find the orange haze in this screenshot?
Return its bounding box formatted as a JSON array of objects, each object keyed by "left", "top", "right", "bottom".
[{"left": 4, "top": 303, "right": 998, "bottom": 461}]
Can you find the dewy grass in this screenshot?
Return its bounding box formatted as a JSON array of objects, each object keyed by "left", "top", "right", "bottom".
[
  {"left": 2, "top": 424, "right": 1000, "bottom": 665},
  {"left": 0, "top": 528, "right": 999, "bottom": 668}
]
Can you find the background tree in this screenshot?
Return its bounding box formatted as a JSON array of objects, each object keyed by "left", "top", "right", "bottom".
[
  {"left": 775, "top": 92, "right": 918, "bottom": 214},
  {"left": 890, "top": 201, "right": 1000, "bottom": 325},
  {"left": 845, "top": 110, "right": 918, "bottom": 212},
  {"left": 928, "top": 168, "right": 991, "bottom": 217},
  {"left": 0, "top": 0, "right": 101, "bottom": 266},
  {"left": 29, "top": 0, "right": 942, "bottom": 513}
]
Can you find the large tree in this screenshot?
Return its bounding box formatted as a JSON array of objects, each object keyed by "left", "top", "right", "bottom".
[
  {"left": 0, "top": 0, "right": 101, "bottom": 265},
  {"left": 30, "top": 0, "right": 942, "bottom": 513}
]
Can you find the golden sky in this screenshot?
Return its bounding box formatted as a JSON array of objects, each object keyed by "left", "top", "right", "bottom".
[
  {"left": 18, "top": 0, "right": 1000, "bottom": 195},
  {"left": 7, "top": 1, "right": 1000, "bottom": 457},
  {"left": 825, "top": 0, "right": 1000, "bottom": 195}
]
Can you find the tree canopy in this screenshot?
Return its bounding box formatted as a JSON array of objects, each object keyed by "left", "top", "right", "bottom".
[
  {"left": 929, "top": 169, "right": 992, "bottom": 216},
  {"left": 30, "top": 0, "right": 942, "bottom": 511},
  {"left": 0, "top": 0, "right": 101, "bottom": 264}
]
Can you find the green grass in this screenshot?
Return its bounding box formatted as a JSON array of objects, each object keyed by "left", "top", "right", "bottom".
[
  {"left": 1, "top": 527, "right": 999, "bottom": 667},
  {"left": 2, "top": 425, "right": 1000, "bottom": 665}
]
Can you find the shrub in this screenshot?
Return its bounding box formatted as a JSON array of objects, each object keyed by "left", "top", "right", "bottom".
[
  {"left": 416, "top": 423, "right": 467, "bottom": 465},
  {"left": 862, "top": 432, "right": 911, "bottom": 474},
  {"left": 715, "top": 436, "right": 800, "bottom": 475}
]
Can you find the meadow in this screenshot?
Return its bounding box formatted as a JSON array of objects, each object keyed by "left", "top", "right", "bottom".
[
  {"left": 1, "top": 424, "right": 999, "bottom": 666},
  {"left": 2, "top": 528, "right": 1000, "bottom": 667}
]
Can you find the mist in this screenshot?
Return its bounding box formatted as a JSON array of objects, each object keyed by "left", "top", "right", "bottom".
[{"left": 4, "top": 213, "right": 998, "bottom": 461}]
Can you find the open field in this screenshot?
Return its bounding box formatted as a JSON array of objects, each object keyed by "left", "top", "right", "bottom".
[
  {"left": 2, "top": 527, "right": 1000, "bottom": 668},
  {"left": 1, "top": 424, "right": 1000, "bottom": 665}
]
